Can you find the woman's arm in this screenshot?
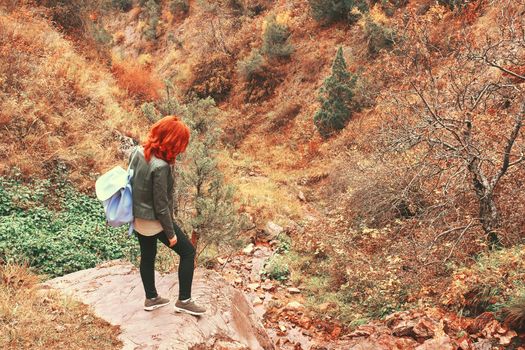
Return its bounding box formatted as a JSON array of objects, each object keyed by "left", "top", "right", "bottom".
[{"left": 152, "top": 165, "right": 176, "bottom": 240}]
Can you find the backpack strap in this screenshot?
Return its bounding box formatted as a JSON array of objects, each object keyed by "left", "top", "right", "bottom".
[{"left": 127, "top": 146, "right": 139, "bottom": 174}]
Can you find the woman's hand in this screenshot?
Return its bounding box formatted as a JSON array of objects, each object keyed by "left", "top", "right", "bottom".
[{"left": 169, "top": 236, "right": 178, "bottom": 248}]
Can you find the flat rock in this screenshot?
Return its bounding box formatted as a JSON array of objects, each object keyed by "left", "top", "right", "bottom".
[{"left": 44, "top": 259, "right": 274, "bottom": 350}]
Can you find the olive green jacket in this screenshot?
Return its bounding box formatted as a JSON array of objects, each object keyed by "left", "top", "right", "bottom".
[{"left": 128, "top": 146, "right": 175, "bottom": 240}]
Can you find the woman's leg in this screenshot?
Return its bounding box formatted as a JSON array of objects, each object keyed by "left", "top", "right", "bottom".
[
  {"left": 136, "top": 231, "right": 159, "bottom": 299},
  {"left": 157, "top": 223, "right": 196, "bottom": 300}
]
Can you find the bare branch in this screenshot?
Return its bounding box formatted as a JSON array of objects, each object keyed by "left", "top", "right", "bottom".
[{"left": 490, "top": 105, "right": 524, "bottom": 189}]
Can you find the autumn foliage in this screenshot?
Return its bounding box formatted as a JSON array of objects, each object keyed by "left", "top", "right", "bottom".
[{"left": 111, "top": 60, "right": 162, "bottom": 102}]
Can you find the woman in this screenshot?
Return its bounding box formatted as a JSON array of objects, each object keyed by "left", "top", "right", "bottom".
[{"left": 129, "top": 115, "right": 206, "bottom": 316}]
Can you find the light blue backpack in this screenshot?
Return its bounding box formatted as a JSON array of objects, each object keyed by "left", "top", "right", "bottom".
[{"left": 95, "top": 146, "right": 138, "bottom": 236}]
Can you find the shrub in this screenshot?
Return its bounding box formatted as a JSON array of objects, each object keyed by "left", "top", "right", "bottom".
[
  {"left": 439, "top": 0, "right": 468, "bottom": 10},
  {"left": 314, "top": 47, "right": 357, "bottom": 137},
  {"left": 174, "top": 98, "right": 246, "bottom": 260},
  {"left": 308, "top": 0, "right": 368, "bottom": 25},
  {"left": 263, "top": 253, "right": 290, "bottom": 281},
  {"left": 261, "top": 15, "right": 294, "bottom": 59},
  {"left": 442, "top": 245, "right": 525, "bottom": 317},
  {"left": 369, "top": 0, "right": 408, "bottom": 16},
  {"left": 111, "top": 0, "right": 133, "bottom": 11},
  {"left": 187, "top": 53, "right": 233, "bottom": 102},
  {"left": 243, "top": 66, "right": 283, "bottom": 103},
  {"left": 141, "top": 102, "right": 162, "bottom": 123},
  {"left": 90, "top": 23, "right": 113, "bottom": 47},
  {"left": 502, "top": 293, "right": 525, "bottom": 332},
  {"left": 364, "top": 18, "right": 396, "bottom": 56},
  {"left": 245, "top": 0, "right": 273, "bottom": 16},
  {"left": 144, "top": 0, "right": 161, "bottom": 40},
  {"left": 111, "top": 60, "right": 162, "bottom": 101},
  {"left": 237, "top": 49, "right": 265, "bottom": 81},
  {"left": 0, "top": 177, "right": 139, "bottom": 278},
  {"left": 169, "top": 0, "right": 190, "bottom": 15},
  {"left": 35, "top": 0, "right": 92, "bottom": 31}
]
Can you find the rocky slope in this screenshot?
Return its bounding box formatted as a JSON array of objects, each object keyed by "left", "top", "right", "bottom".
[{"left": 44, "top": 260, "right": 274, "bottom": 350}]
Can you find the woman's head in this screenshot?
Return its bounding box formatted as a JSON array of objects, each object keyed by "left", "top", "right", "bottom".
[{"left": 143, "top": 115, "right": 190, "bottom": 164}]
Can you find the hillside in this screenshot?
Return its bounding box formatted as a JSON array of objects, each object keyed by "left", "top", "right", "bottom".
[
  {"left": 0, "top": 5, "right": 149, "bottom": 190},
  {"left": 1, "top": 0, "right": 525, "bottom": 349}
]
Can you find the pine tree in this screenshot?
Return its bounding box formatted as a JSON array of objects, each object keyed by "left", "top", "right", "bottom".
[
  {"left": 314, "top": 47, "right": 357, "bottom": 138},
  {"left": 173, "top": 98, "right": 245, "bottom": 262}
]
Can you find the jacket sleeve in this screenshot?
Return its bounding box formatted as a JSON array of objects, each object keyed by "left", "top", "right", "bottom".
[{"left": 152, "top": 165, "right": 175, "bottom": 240}]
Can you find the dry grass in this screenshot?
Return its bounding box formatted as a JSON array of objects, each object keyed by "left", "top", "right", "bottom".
[
  {"left": 0, "top": 7, "right": 149, "bottom": 190},
  {"left": 111, "top": 58, "right": 163, "bottom": 102},
  {"left": 0, "top": 262, "right": 122, "bottom": 350}
]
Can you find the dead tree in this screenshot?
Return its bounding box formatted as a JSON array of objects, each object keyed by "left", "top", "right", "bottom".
[{"left": 388, "top": 0, "right": 524, "bottom": 248}]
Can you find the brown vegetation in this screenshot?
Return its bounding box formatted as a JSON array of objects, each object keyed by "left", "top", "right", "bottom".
[
  {"left": 0, "top": 7, "right": 149, "bottom": 190},
  {"left": 0, "top": 262, "right": 122, "bottom": 349},
  {"left": 111, "top": 59, "right": 163, "bottom": 102},
  {"left": 2, "top": 0, "right": 525, "bottom": 342}
]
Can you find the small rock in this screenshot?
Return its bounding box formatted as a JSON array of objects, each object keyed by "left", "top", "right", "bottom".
[
  {"left": 242, "top": 243, "right": 255, "bottom": 255},
  {"left": 217, "top": 257, "right": 227, "bottom": 264},
  {"left": 54, "top": 325, "right": 66, "bottom": 333},
  {"left": 392, "top": 319, "right": 417, "bottom": 337},
  {"left": 287, "top": 287, "right": 301, "bottom": 294},
  {"left": 247, "top": 283, "right": 260, "bottom": 290},
  {"left": 472, "top": 339, "right": 493, "bottom": 350},
  {"left": 252, "top": 296, "right": 263, "bottom": 306},
  {"left": 415, "top": 336, "right": 454, "bottom": 350},
  {"left": 264, "top": 221, "right": 283, "bottom": 239},
  {"left": 278, "top": 323, "right": 288, "bottom": 332},
  {"left": 286, "top": 301, "right": 305, "bottom": 311},
  {"left": 262, "top": 282, "right": 275, "bottom": 291},
  {"left": 298, "top": 191, "right": 306, "bottom": 202},
  {"left": 413, "top": 317, "right": 438, "bottom": 339}
]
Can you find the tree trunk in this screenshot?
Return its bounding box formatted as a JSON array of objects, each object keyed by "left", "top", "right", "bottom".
[{"left": 478, "top": 193, "right": 501, "bottom": 249}]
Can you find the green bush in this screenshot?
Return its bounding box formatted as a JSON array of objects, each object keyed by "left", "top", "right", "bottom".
[
  {"left": 0, "top": 177, "right": 139, "bottom": 278},
  {"left": 90, "top": 23, "right": 113, "bottom": 46},
  {"left": 438, "top": 0, "right": 467, "bottom": 10},
  {"left": 261, "top": 15, "right": 294, "bottom": 59},
  {"left": 111, "top": 0, "right": 132, "bottom": 11},
  {"left": 308, "top": 0, "right": 368, "bottom": 25},
  {"left": 169, "top": 0, "right": 190, "bottom": 15},
  {"left": 237, "top": 49, "right": 265, "bottom": 81},
  {"left": 364, "top": 18, "right": 396, "bottom": 57},
  {"left": 144, "top": 0, "right": 161, "bottom": 40},
  {"left": 263, "top": 253, "right": 290, "bottom": 281},
  {"left": 314, "top": 47, "right": 357, "bottom": 137}
]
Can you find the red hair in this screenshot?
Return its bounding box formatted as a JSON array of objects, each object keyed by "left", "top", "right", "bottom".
[{"left": 143, "top": 115, "right": 190, "bottom": 164}]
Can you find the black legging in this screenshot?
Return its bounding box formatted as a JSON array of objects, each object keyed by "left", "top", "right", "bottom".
[{"left": 135, "top": 222, "right": 196, "bottom": 300}]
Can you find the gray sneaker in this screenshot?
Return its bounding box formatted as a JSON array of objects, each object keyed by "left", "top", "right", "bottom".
[
  {"left": 144, "top": 296, "right": 170, "bottom": 311},
  {"left": 174, "top": 299, "right": 206, "bottom": 316}
]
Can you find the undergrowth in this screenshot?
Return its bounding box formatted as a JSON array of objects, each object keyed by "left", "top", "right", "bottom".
[{"left": 0, "top": 174, "right": 139, "bottom": 278}]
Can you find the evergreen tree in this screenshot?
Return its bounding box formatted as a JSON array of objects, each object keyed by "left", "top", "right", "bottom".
[
  {"left": 141, "top": 88, "right": 246, "bottom": 263},
  {"left": 173, "top": 98, "right": 245, "bottom": 261},
  {"left": 314, "top": 47, "right": 357, "bottom": 138}
]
